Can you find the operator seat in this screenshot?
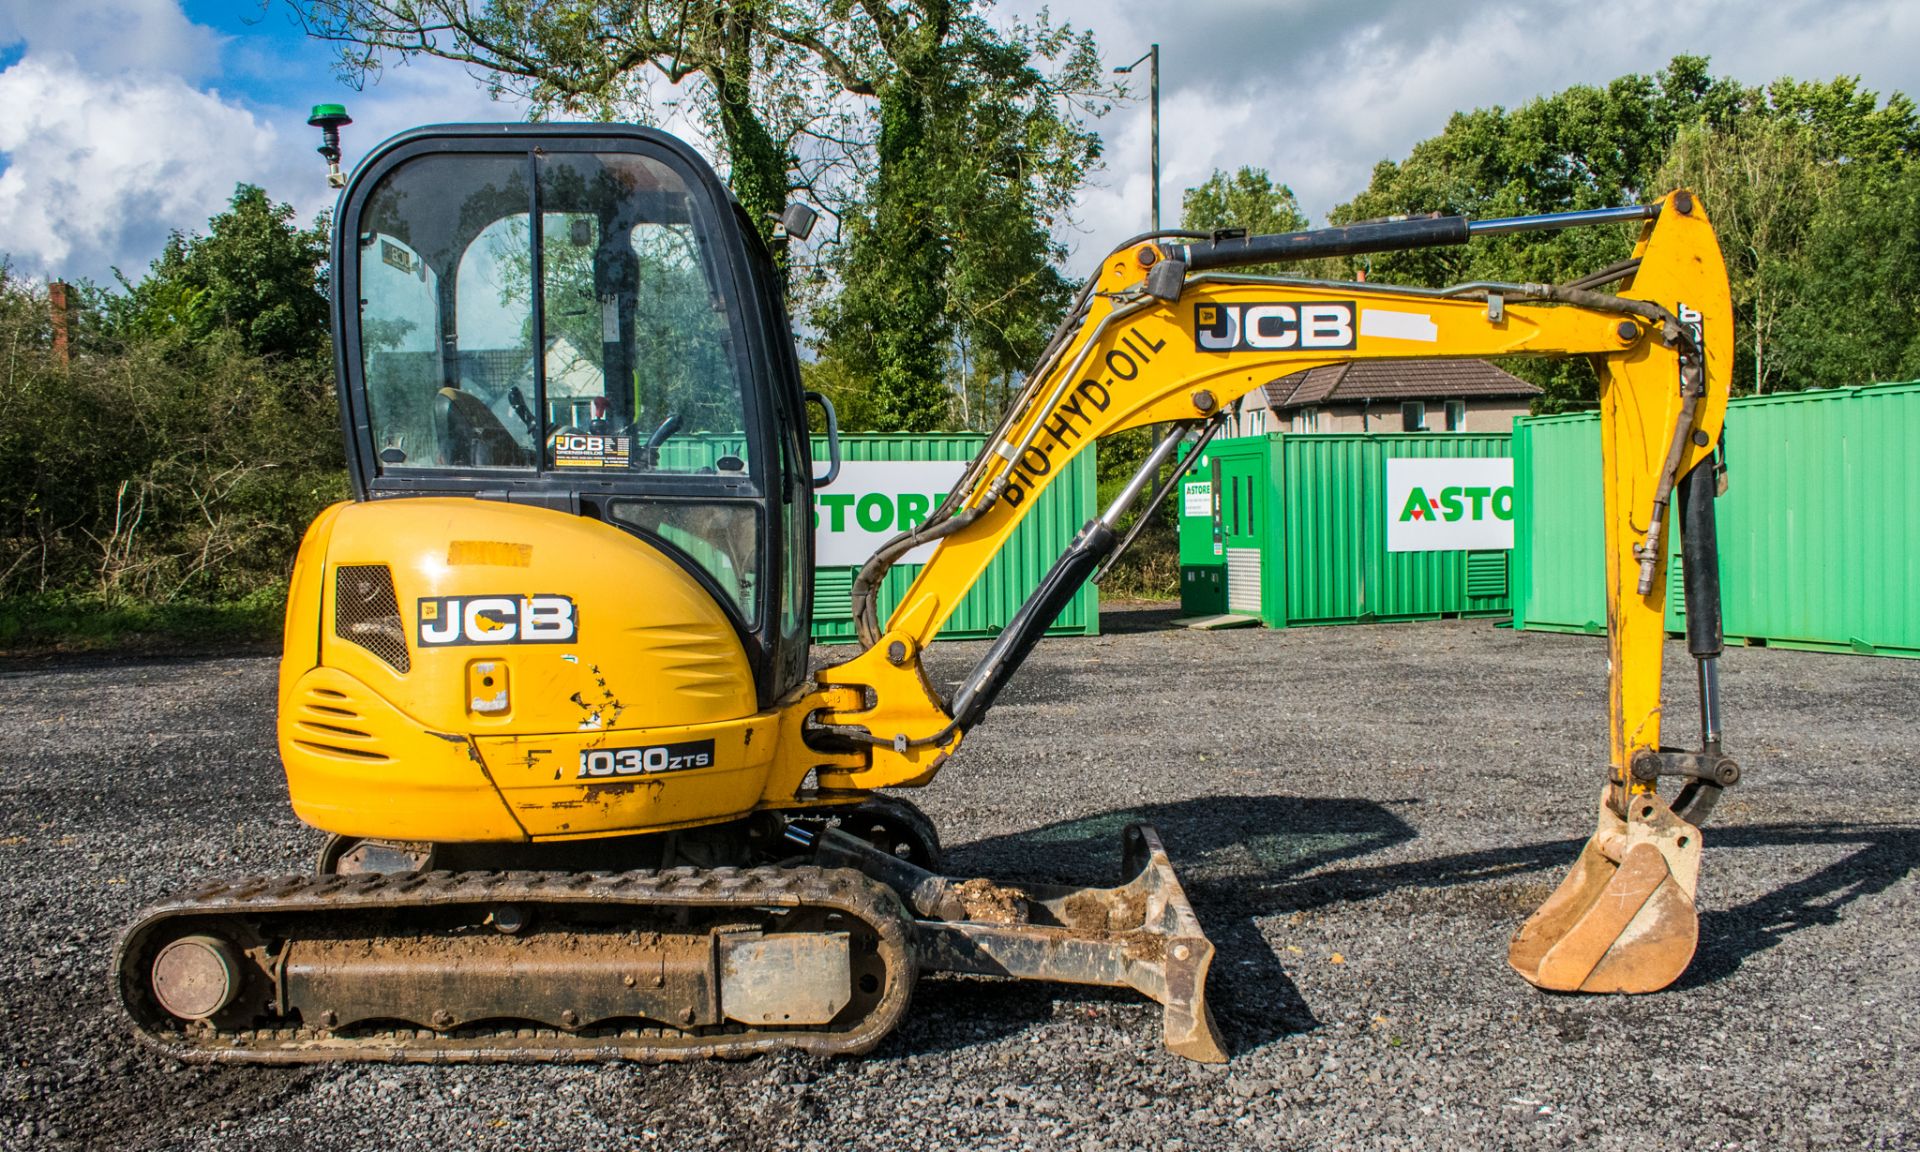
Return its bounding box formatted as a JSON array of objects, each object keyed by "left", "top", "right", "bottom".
[{"left": 435, "top": 386, "right": 529, "bottom": 467}]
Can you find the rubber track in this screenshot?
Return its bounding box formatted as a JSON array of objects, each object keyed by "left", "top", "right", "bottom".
[{"left": 116, "top": 866, "right": 917, "bottom": 1065}]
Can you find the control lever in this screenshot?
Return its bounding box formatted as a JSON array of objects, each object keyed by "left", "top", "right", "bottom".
[{"left": 506, "top": 386, "right": 537, "bottom": 435}]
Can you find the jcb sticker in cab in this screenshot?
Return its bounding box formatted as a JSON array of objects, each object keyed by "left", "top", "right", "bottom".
[
  {"left": 417, "top": 595, "right": 577, "bottom": 646},
  {"left": 1195, "top": 301, "right": 1356, "bottom": 352}
]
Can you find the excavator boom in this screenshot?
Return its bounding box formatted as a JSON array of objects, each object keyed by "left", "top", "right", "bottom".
[{"left": 812, "top": 189, "right": 1734, "bottom": 997}]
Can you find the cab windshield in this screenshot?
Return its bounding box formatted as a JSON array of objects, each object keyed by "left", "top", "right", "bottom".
[{"left": 355, "top": 150, "right": 751, "bottom": 477}]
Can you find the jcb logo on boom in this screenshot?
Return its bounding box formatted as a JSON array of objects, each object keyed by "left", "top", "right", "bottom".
[
  {"left": 417, "top": 594, "right": 577, "bottom": 647},
  {"left": 1194, "top": 301, "right": 1356, "bottom": 352}
]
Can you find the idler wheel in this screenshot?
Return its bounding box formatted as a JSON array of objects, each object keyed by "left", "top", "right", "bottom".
[{"left": 151, "top": 934, "right": 242, "bottom": 1021}]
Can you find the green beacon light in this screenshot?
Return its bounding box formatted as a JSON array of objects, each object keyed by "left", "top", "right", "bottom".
[{"left": 308, "top": 104, "right": 353, "bottom": 189}]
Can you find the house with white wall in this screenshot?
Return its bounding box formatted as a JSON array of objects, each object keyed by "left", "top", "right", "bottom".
[{"left": 1226, "top": 359, "right": 1542, "bottom": 437}]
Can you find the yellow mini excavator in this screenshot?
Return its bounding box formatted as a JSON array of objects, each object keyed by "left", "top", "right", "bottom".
[{"left": 117, "top": 116, "right": 1738, "bottom": 1064}]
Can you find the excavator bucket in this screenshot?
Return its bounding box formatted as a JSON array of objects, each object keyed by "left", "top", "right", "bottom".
[
  {"left": 815, "top": 823, "right": 1228, "bottom": 1062},
  {"left": 1509, "top": 787, "right": 1703, "bottom": 993}
]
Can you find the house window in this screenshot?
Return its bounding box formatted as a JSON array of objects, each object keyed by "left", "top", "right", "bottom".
[
  {"left": 1401, "top": 401, "right": 1426, "bottom": 432},
  {"left": 1445, "top": 400, "right": 1466, "bottom": 431},
  {"left": 1249, "top": 409, "right": 1268, "bottom": 435}
]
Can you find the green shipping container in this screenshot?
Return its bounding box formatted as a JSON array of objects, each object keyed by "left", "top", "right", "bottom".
[
  {"left": 1510, "top": 380, "right": 1920, "bottom": 658},
  {"left": 808, "top": 434, "right": 1098, "bottom": 644},
  {"left": 1509, "top": 412, "right": 1609, "bottom": 635},
  {"left": 1178, "top": 432, "right": 1515, "bottom": 627}
]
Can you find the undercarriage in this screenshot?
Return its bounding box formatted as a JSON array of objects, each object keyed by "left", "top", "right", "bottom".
[{"left": 116, "top": 803, "right": 1226, "bottom": 1064}]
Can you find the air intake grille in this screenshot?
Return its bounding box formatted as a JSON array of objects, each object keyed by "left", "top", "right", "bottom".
[{"left": 334, "top": 564, "right": 410, "bottom": 672}]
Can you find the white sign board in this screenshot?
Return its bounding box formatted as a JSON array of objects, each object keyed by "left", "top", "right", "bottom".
[
  {"left": 1384, "top": 457, "right": 1516, "bottom": 552},
  {"left": 1182, "top": 480, "right": 1212, "bottom": 518},
  {"left": 813, "top": 459, "right": 969, "bottom": 566}
]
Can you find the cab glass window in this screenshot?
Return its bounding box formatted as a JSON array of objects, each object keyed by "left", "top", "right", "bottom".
[
  {"left": 536, "top": 151, "right": 750, "bottom": 476},
  {"left": 357, "top": 154, "right": 539, "bottom": 469},
  {"left": 354, "top": 150, "right": 750, "bottom": 477}
]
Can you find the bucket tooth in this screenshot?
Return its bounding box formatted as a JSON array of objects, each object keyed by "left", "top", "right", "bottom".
[{"left": 1509, "top": 787, "right": 1702, "bottom": 993}]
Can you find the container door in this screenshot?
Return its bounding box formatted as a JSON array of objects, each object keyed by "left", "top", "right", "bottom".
[{"left": 1221, "top": 456, "right": 1263, "bottom": 616}]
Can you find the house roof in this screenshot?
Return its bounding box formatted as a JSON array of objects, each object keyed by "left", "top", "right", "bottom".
[{"left": 1260, "top": 359, "right": 1542, "bottom": 410}]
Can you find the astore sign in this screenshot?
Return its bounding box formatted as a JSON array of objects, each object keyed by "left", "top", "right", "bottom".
[
  {"left": 1384, "top": 457, "right": 1516, "bottom": 552},
  {"left": 813, "top": 460, "right": 969, "bottom": 566}
]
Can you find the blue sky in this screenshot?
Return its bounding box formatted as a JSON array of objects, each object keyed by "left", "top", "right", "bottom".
[
  {"left": 173, "top": 2, "right": 517, "bottom": 121},
  {"left": 180, "top": 1, "right": 340, "bottom": 101},
  {"left": 4, "top": 1, "right": 1919, "bottom": 284}
]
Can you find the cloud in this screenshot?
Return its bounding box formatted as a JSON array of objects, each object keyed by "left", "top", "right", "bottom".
[
  {"left": 8, "top": 0, "right": 1919, "bottom": 286},
  {"left": 1012, "top": 0, "right": 1920, "bottom": 265},
  {"left": 0, "top": 53, "right": 284, "bottom": 279},
  {"left": 0, "top": 0, "right": 223, "bottom": 82},
  {"left": 0, "top": 0, "right": 526, "bottom": 283}
]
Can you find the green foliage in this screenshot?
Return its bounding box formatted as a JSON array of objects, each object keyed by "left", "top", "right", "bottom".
[
  {"left": 800, "top": 350, "right": 887, "bottom": 434},
  {"left": 1767, "top": 160, "right": 1920, "bottom": 387},
  {"left": 816, "top": 4, "right": 1105, "bottom": 432},
  {"left": 1086, "top": 425, "right": 1180, "bottom": 600},
  {"left": 1179, "top": 166, "right": 1311, "bottom": 279},
  {"left": 1656, "top": 84, "right": 1920, "bottom": 394},
  {"left": 1328, "top": 55, "right": 1920, "bottom": 408},
  {"left": 0, "top": 191, "right": 344, "bottom": 639},
  {"left": 1182, "top": 167, "right": 1309, "bottom": 235},
  {"left": 106, "top": 185, "right": 330, "bottom": 360},
  {"left": 0, "top": 588, "right": 286, "bottom": 653}
]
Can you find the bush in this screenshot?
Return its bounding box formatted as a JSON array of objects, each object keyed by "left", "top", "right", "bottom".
[{"left": 0, "top": 266, "right": 344, "bottom": 640}]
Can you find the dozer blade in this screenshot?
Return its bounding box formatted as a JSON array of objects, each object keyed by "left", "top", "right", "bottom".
[
  {"left": 1509, "top": 787, "right": 1703, "bottom": 993},
  {"left": 815, "top": 822, "right": 1228, "bottom": 1063}
]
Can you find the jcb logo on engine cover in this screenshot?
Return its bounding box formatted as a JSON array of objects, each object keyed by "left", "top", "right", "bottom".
[
  {"left": 417, "top": 594, "right": 577, "bottom": 646},
  {"left": 1194, "top": 301, "right": 1356, "bottom": 352}
]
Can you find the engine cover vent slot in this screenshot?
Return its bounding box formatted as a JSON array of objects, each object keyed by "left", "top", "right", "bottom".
[{"left": 334, "top": 564, "right": 410, "bottom": 673}]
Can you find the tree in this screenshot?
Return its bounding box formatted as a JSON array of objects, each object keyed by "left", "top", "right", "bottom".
[
  {"left": 0, "top": 248, "right": 344, "bottom": 615},
  {"left": 817, "top": 5, "right": 1104, "bottom": 431},
  {"left": 1182, "top": 167, "right": 1307, "bottom": 236},
  {"left": 1333, "top": 57, "right": 1750, "bottom": 294},
  {"left": 1179, "top": 166, "right": 1309, "bottom": 277},
  {"left": 109, "top": 184, "right": 330, "bottom": 360},
  {"left": 1767, "top": 161, "right": 1920, "bottom": 389},
  {"left": 1656, "top": 118, "right": 1831, "bottom": 394},
  {"left": 1331, "top": 56, "right": 1920, "bottom": 407}
]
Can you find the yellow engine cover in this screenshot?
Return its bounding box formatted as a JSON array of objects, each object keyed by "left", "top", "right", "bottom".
[{"left": 278, "top": 498, "right": 785, "bottom": 843}]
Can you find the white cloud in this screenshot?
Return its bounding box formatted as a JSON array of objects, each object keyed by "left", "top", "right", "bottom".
[
  {"left": 0, "top": 0, "right": 527, "bottom": 282},
  {"left": 0, "top": 53, "right": 283, "bottom": 278},
  {"left": 1010, "top": 0, "right": 1920, "bottom": 266},
  {"left": 0, "top": 0, "right": 222, "bottom": 81},
  {"left": 9, "top": 0, "right": 1920, "bottom": 285}
]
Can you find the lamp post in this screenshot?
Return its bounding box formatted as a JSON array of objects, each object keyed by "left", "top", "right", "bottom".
[{"left": 1115, "top": 44, "right": 1160, "bottom": 232}]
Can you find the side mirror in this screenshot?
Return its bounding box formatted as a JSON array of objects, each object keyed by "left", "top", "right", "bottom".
[
  {"left": 805, "top": 391, "right": 840, "bottom": 487},
  {"left": 776, "top": 203, "right": 819, "bottom": 243}
]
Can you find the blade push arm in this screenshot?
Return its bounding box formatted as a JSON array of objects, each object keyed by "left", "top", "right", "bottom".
[{"left": 807, "top": 191, "right": 1731, "bottom": 800}]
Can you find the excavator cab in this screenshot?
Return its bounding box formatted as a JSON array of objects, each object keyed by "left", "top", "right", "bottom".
[{"left": 333, "top": 125, "right": 819, "bottom": 706}]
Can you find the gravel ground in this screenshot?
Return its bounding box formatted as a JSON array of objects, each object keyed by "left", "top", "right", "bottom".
[{"left": 1, "top": 606, "right": 1915, "bottom": 1151}]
